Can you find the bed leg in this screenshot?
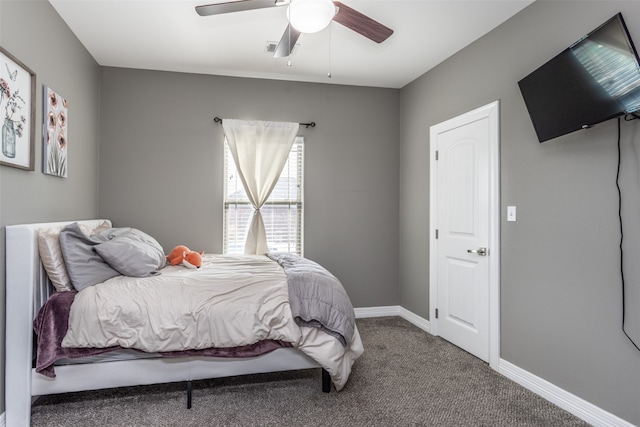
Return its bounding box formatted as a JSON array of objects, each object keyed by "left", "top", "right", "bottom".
[
  {"left": 186, "top": 380, "right": 193, "bottom": 409},
  {"left": 321, "top": 368, "right": 331, "bottom": 393}
]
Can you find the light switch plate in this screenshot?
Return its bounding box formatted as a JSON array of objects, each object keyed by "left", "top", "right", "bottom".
[{"left": 507, "top": 206, "right": 516, "bottom": 222}]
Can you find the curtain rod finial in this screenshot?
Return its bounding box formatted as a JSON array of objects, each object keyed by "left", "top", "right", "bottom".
[{"left": 215, "top": 117, "right": 315, "bottom": 128}]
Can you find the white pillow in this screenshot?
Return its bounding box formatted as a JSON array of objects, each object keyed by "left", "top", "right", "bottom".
[
  {"left": 38, "top": 228, "right": 74, "bottom": 292},
  {"left": 38, "top": 221, "right": 111, "bottom": 292}
]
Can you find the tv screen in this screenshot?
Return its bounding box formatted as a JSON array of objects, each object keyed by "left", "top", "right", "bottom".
[{"left": 518, "top": 13, "right": 640, "bottom": 142}]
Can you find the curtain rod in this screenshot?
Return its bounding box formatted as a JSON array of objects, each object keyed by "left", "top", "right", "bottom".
[{"left": 213, "top": 117, "right": 316, "bottom": 128}]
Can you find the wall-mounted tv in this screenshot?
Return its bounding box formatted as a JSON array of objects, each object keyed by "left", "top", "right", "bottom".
[{"left": 518, "top": 13, "right": 640, "bottom": 143}]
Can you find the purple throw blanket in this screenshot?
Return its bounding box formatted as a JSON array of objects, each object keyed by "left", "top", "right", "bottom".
[{"left": 33, "top": 291, "right": 291, "bottom": 378}]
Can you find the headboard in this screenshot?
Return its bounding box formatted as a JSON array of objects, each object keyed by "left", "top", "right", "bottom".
[{"left": 5, "top": 219, "right": 111, "bottom": 425}]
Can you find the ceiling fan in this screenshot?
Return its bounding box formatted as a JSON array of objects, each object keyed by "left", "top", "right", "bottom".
[{"left": 195, "top": 0, "right": 394, "bottom": 58}]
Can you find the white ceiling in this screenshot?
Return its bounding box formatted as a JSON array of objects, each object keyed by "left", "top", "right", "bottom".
[{"left": 48, "top": 0, "right": 534, "bottom": 89}]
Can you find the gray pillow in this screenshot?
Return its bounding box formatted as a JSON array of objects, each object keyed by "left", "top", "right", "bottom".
[
  {"left": 59, "top": 222, "right": 121, "bottom": 291},
  {"left": 94, "top": 228, "right": 166, "bottom": 277}
]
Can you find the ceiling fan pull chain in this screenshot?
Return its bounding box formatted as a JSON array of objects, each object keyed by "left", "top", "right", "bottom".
[
  {"left": 328, "top": 21, "right": 332, "bottom": 78},
  {"left": 287, "top": 11, "right": 293, "bottom": 67}
]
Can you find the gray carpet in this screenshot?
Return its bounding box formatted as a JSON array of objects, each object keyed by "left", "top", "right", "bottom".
[{"left": 31, "top": 317, "right": 590, "bottom": 426}]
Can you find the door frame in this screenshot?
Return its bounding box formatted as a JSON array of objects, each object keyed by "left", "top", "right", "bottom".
[{"left": 429, "top": 100, "right": 501, "bottom": 370}]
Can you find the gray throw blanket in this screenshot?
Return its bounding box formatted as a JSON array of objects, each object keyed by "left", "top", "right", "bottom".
[{"left": 267, "top": 253, "right": 355, "bottom": 347}]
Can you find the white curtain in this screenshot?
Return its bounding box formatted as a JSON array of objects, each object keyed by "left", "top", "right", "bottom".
[{"left": 222, "top": 119, "right": 299, "bottom": 255}]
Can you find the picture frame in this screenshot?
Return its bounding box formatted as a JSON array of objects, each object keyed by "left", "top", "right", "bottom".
[
  {"left": 43, "top": 85, "right": 68, "bottom": 177},
  {"left": 0, "top": 47, "right": 35, "bottom": 170}
]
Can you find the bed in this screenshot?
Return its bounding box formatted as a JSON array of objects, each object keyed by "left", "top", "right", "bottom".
[{"left": 5, "top": 219, "right": 363, "bottom": 427}]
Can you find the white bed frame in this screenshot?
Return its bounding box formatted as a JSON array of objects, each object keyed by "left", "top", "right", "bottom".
[{"left": 5, "top": 220, "right": 321, "bottom": 427}]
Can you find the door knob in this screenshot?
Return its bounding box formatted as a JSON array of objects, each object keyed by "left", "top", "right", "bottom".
[{"left": 467, "top": 247, "right": 488, "bottom": 256}]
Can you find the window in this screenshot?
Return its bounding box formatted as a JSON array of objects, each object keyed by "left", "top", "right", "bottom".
[{"left": 223, "top": 137, "right": 304, "bottom": 255}]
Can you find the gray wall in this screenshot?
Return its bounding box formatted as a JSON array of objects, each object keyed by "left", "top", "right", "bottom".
[
  {"left": 0, "top": 0, "right": 101, "bottom": 414},
  {"left": 98, "top": 67, "right": 400, "bottom": 309},
  {"left": 3, "top": 0, "right": 640, "bottom": 424},
  {"left": 399, "top": 1, "right": 640, "bottom": 424}
]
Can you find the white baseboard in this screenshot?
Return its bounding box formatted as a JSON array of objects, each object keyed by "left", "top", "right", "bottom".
[
  {"left": 357, "top": 306, "right": 634, "bottom": 427},
  {"left": 354, "top": 305, "right": 401, "bottom": 318},
  {"left": 398, "top": 306, "right": 431, "bottom": 333},
  {"left": 354, "top": 305, "right": 431, "bottom": 333},
  {"left": 498, "top": 359, "right": 635, "bottom": 427}
]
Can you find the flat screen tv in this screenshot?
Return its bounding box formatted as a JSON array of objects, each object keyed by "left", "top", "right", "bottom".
[{"left": 518, "top": 13, "right": 640, "bottom": 142}]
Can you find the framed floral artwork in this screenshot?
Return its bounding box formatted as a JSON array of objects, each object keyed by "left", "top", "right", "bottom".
[
  {"left": 0, "top": 47, "right": 35, "bottom": 170},
  {"left": 43, "top": 86, "right": 68, "bottom": 177}
]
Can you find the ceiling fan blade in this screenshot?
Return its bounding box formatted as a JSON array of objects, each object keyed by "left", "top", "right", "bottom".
[
  {"left": 196, "top": 0, "right": 281, "bottom": 17},
  {"left": 273, "top": 24, "right": 302, "bottom": 58},
  {"left": 332, "top": 1, "right": 393, "bottom": 43}
]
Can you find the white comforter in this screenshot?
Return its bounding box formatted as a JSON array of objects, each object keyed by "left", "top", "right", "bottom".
[{"left": 62, "top": 254, "right": 363, "bottom": 390}]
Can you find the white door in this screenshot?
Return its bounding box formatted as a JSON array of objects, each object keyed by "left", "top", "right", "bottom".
[{"left": 429, "top": 102, "right": 499, "bottom": 364}]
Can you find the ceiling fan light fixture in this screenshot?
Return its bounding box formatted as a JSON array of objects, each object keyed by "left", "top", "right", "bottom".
[{"left": 287, "top": 0, "right": 336, "bottom": 34}]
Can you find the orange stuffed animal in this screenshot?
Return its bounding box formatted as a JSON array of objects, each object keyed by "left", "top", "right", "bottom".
[{"left": 166, "top": 245, "right": 204, "bottom": 269}]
